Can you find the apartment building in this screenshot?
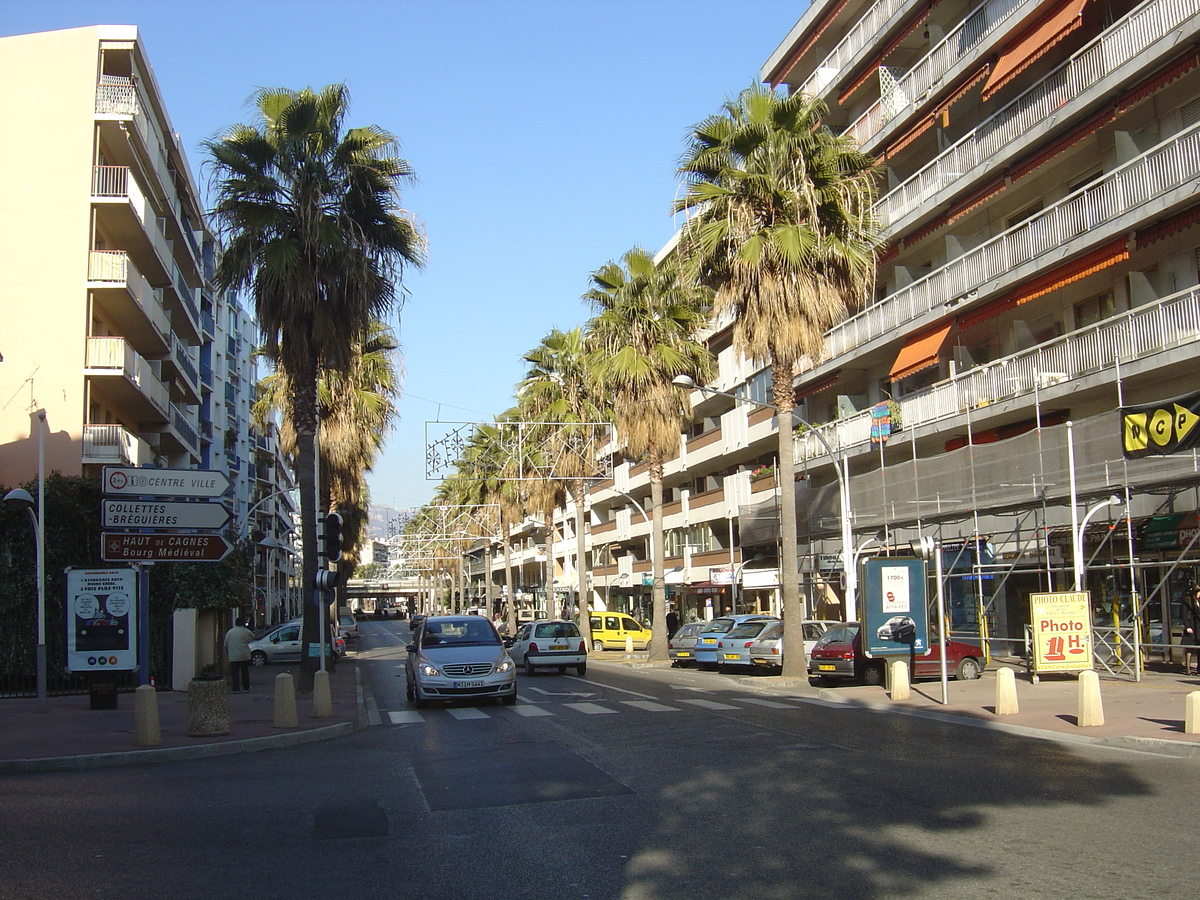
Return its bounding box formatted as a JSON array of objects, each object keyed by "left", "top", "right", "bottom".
[
  {"left": 0, "top": 25, "right": 296, "bottom": 623},
  {"left": 468, "top": 0, "right": 1200, "bottom": 655}
]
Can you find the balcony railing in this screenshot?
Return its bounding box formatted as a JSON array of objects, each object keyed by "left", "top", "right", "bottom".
[
  {"left": 170, "top": 403, "right": 198, "bottom": 455},
  {"left": 85, "top": 337, "right": 169, "bottom": 416},
  {"left": 172, "top": 264, "right": 199, "bottom": 328},
  {"left": 82, "top": 423, "right": 141, "bottom": 466},
  {"left": 876, "top": 0, "right": 1200, "bottom": 232},
  {"left": 797, "top": 0, "right": 912, "bottom": 98},
  {"left": 87, "top": 250, "right": 170, "bottom": 343},
  {"left": 828, "top": 120, "right": 1200, "bottom": 359},
  {"left": 169, "top": 332, "right": 199, "bottom": 391},
  {"left": 95, "top": 78, "right": 173, "bottom": 204}
]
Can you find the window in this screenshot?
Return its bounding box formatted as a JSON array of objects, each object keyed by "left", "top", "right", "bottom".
[
  {"left": 736, "top": 369, "right": 771, "bottom": 408},
  {"left": 1074, "top": 291, "right": 1116, "bottom": 329}
]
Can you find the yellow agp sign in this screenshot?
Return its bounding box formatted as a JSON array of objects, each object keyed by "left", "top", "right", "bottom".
[
  {"left": 1030, "top": 591, "right": 1093, "bottom": 674},
  {"left": 1122, "top": 391, "right": 1200, "bottom": 458}
]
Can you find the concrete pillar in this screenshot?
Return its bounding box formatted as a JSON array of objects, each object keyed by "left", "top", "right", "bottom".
[
  {"left": 312, "top": 669, "right": 333, "bottom": 718},
  {"left": 889, "top": 659, "right": 911, "bottom": 701},
  {"left": 186, "top": 677, "right": 230, "bottom": 735},
  {"left": 1185, "top": 691, "right": 1200, "bottom": 735},
  {"left": 274, "top": 672, "right": 298, "bottom": 728},
  {"left": 1077, "top": 669, "right": 1104, "bottom": 727},
  {"left": 132, "top": 684, "right": 161, "bottom": 746},
  {"left": 995, "top": 666, "right": 1019, "bottom": 715}
]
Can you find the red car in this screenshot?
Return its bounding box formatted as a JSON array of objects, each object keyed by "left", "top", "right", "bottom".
[{"left": 808, "top": 621, "right": 985, "bottom": 686}]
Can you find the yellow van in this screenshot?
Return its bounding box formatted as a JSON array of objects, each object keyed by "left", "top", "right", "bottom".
[{"left": 587, "top": 613, "right": 652, "bottom": 651}]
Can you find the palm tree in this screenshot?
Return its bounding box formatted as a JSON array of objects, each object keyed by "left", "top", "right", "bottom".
[
  {"left": 676, "top": 83, "right": 880, "bottom": 677},
  {"left": 584, "top": 248, "right": 714, "bottom": 660},
  {"left": 207, "top": 84, "right": 424, "bottom": 690}
]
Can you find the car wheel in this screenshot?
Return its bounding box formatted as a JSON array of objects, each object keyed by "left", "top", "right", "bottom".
[
  {"left": 576, "top": 662, "right": 586, "bottom": 677},
  {"left": 956, "top": 657, "right": 982, "bottom": 681},
  {"left": 502, "top": 691, "right": 517, "bottom": 705},
  {"left": 593, "top": 640, "right": 604, "bottom": 652},
  {"left": 250, "top": 651, "right": 268, "bottom": 667},
  {"left": 525, "top": 659, "right": 536, "bottom": 676},
  {"left": 558, "top": 665, "right": 566, "bottom": 674},
  {"left": 861, "top": 663, "right": 885, "bottom": 686},
  {"left": 405, "top": 679, "right": 414, "bottom": 701}
]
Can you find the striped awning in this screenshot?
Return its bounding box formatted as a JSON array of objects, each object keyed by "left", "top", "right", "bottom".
[
  {"left": 890, "top": 321, "right": 953, "bottom": 380},
  {"left": 981, "top": 0, "right": 1088, "bottom": 102}
]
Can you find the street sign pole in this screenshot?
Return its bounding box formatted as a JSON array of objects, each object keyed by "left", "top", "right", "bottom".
[{"left": 137, "top": 563, "right": 150, "bottom": 687}]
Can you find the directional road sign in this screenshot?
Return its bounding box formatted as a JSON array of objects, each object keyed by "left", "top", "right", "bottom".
[
  {"left": 103, "top": 466, "right": 230, "bottom": 499},
  {"left": 102, "top": 500, "right": 231, "bottom": 531},
  {"left": 101, "top": 533, "right": 233, "bottom": 562}
]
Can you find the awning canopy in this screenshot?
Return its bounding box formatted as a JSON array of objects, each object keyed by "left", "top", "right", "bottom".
[
  {"left": 889, "top": 321, "right": 953, "bottom": 381},
  {"left": 981, "top": 0, "right": 1088, "bottom": 101}
]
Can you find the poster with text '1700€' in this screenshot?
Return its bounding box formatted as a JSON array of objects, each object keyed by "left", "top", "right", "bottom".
[{"left": 1030, "top": 591, "right": 1093, "bottom": 675}]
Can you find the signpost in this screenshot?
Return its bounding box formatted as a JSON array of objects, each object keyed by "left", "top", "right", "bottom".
[
  {"left": 102, "top": 499, "right": 231, "bottom": 531},
  {"left": 102, "top": 466, "right": 230, "bottom": 499},
  {"left": 102, "top": 532, "right": 233, "bottom": 562}
]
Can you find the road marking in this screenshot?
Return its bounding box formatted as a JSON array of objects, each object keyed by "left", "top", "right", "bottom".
[
  {"left": 511, "top": 705, "right": 554, "bottom": 717},
  {"left": 670, "top": 685, "right": 715, "bottom": 693},
  {"left": 679, "top": 698, "right": 740, "bottom": 710},
  {"left": 388, "top": 711, "right": 424, "bottom": 724},
  {"left": 527, "top": 687, "right": 595, "bottom": 697},
  {"left": 564, "top": 702, "right": 618, "bottom": 715},
  {"left": 621, "top": 700, "right": 679, "bottom": 712},
  {"left": 446, "top": 707, "right": 490, "bottom": 720},
  {"left": 735, "top": 697, "right": 794, "bottom": 709}
]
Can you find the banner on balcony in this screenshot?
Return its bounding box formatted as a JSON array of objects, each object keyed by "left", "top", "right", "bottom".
[{"left": 1121, "top": 391, "right": 1200, "bottom": 458}]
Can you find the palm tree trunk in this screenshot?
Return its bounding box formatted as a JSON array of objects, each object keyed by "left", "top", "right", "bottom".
[
  {"left": 773, "top": 361, "right": 806, "bottom": 678},
  {"left": 648, "top": 456, "right": 668, "bottom": 661},
  {"left": 572, "top": 480, "right": 592, "bottom": 647},
  {"left": 296, "top": 370, "right": 321, "bottom": 694}
]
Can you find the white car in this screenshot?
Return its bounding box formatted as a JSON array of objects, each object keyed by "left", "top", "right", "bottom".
[
  {"left": 509, "top": 620, "right": 588, "bottom": 676},
  {"left": 405, "top": 615, "right": 516, "bottom": 707}
]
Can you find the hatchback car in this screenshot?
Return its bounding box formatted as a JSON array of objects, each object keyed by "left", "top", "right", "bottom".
[
  {"left": 509, "top": 620, "right": 588, "bottom": 676},
  {"left": 693, "top": 615, "right": 776, "bottom": 670},
  {"left": 747, "top": 620, "right": 837, "bottom": 673},
  {"left": 248, "top": 623, "right": 342, "bottom": 665},
  {"left": 807, "top": 622, "right": 985, "bottom": 686},
  {"left": 405, "top": 615, "right": 516, "bottom": 707},
  {"left": 668, "top": 621, "right": 706, "bottom": 666},
  {"left": 716, "top": 618, "right": 781, "bottom": 672},
  {"left": 588, "top": 614, "right": 651, "bottom": 651}
]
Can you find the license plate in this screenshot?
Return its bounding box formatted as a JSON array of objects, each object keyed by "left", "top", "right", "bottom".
[
  {"left": 701, "top": 639, "right": 715, "bottom": 646},
  {"left": 723, "top": 653, "right": 740, "bottom": 660},
  {"left": 677, "top": 651, "right": 691, "bottom": 657},
  {"left": 817, "top": 664, "right": 836, "bottom": 671},
  {"left": 550, "top": 644, "right": 568, "bottom": 651},
  {"left": 453, "top": 680, "right": 484, "bottom": 688}
]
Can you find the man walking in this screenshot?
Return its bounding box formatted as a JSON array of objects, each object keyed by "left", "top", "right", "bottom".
[{"left": 224, "top": 616, "right": 255, "bottom": 693}]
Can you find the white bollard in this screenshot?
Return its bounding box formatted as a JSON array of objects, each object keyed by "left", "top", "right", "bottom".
[
  {"left": 312, "top": 669, "right": 333, "bottom": 718},
  {"left": 889, "top": 659, "right": 911, "bottom": 701},
  {"left": 1185, "top": 691, "right": 1200, "bottom": 735},
  {"left": 274, "top": 672, "right": 298, "bottom": 728},
  {"left": 1077, "top": 669, "right": 1104, "bottom": 727},
  {"left": 625, "top": 634, "right": 633, "bottom": 653},
  {"left": 133, "top": 683, "right": 161, "bottom": 746},
  {"left": 995, "top": 666, "right": 1019, "bottom": 715}
]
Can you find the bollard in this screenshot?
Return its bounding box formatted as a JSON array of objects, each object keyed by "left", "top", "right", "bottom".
[
  {"left": 995, "top": 666, "right": 1019, "bottom": 715},
  {"left": 1077, "top": 669, "right": 1104, "bottom": 727},
  {"left": 312, "top": 669, "right": 333, "bottom": 718},
  {"left": 625, "top": 634, "right": 633, "bottom": 653},
  {"left": 274, "top": 672, "right": 298, "bottom": 728},
  {"left": 1186, "top": 691, "right": 1200, "bottom": 735},
  {"left": 889, "top": 659, "right": 911, "bottom": 701},
  {"left": 133, "top": 684, "right": 161, "bottom": 746}
]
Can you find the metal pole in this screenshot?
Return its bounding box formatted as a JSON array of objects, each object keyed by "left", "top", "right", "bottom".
[
  {"left": 1067, "top": 420, "right": 1081, "bottom": 590},
  {"left": 137, "top": 562, "right": 150, "bottom": 686},
  {"left": 35, "top": 410, "right": 47, "bottom": 711},
  {"left": 936, "top": 541, "right": 948, "bottom": 705}
]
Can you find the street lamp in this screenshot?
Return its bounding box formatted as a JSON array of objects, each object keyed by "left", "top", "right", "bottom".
[
  {"left": 5, "top": 487, "right": 45, "bottom": 712},
  {"left": 672, "top": 375, "right": 856, "bottom": 619},
  {"left": 1074, "top": 494, "right": 1122, "bottom": 591}
]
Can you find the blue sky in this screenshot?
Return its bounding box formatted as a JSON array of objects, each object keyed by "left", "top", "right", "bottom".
[{"left": 6, "top": 1, "right": 805, "bottom": 513}]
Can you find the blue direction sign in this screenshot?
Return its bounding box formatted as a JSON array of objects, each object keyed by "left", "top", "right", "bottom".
[
  {"left": 103, "top": 466, "right": 230, "bottom": 499},
  {"left": 102, "top": 499, "right": 231, "bottom": 531}
]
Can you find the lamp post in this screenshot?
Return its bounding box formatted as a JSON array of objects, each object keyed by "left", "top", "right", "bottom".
[
  {"left": 5, "top": 488, "right": 45, "bottom": 711},
  {"left": 1074, "top": 495, "right": 1122, "bottom": 592},
  {"left": 673, "top": 375, "right": 856, "bottom": 619}
]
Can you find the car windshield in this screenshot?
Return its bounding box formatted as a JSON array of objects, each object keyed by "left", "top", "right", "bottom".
[
  {"left": 420, "top": 619, "right": 499, "bottom": 648},
  {"left": 726, "top": 622, "right": 770, "bottom": 639},
  {"left": 700, "top": 618, "right": 736, "bottom": 634},
  {"left": 533, "top": 622, "right": 580, "bottom": 639},
  {"left": 758, "top": 623, "right": 783, "bottom": 641},
  {"left": 679, "top": 623, "right": 703, "bottom": 636}
]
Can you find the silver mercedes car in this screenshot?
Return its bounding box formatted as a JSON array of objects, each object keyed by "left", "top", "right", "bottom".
[{"left": 405, "top": 615, "right": 516, "bottom": 708}]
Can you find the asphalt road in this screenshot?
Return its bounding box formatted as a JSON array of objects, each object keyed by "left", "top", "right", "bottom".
[{"left": 3, "top": 617, "right": 1198, "bottom": 900}]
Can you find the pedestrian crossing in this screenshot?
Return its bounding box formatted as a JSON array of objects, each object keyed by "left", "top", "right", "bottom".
[{"left": 384, "top": 693, "right": 813, "bottom": 725}]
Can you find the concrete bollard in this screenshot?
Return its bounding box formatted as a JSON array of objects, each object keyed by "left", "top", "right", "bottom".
[
  {"left": 312, "top": 669, "right": 333, "bottom": 718},
  {"left": 1077, "top": 669, "right": 1104, "bottom": 727},
  {"left": 626, "top": 634, "right": 633, "bottom": 653},
  {"left": 1185, "top": 691, "right": 1200, "bottom": 735},
  {"left": 889, "top": 659, "right": 911, "bottom": 700},
  {"left": 132, "top": 684, "right": 161, "bottom": 746},
  {"left": 274, "top": 672, "right": 298, "bottom": 728},
  {"left": 995, "top": 666, "right": 1019, "bottom": 715}
]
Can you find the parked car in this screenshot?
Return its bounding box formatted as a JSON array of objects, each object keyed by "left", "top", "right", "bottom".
[
  {"left": 337, "top": 609, "right": 361, "bottom": 642},
  {"left": 588, "top": 613, "right": 651, "bottom": 651},
  {"left": 807, "top": 622, "right": 985, "bottom": 686},
  {"left": 693, "top": 615, "right": 776, "bottom": 670},
  {"left": 747, "top": 620, "right": 837, "bottom": 673},
  {"left": 668, "top": 621, "right": 706, "bottom": 666},
  {"left": 716, "top": 618, "right": 782, "bottom": 672},
  {"left": 248, "top": 623, "right": 342, "bottom": 666},
  {"left": 405, "top": 615, "right": 516, "bottom": 707},
  {"left": 509, "top": 620, "right": 588, "bottom": 676}
]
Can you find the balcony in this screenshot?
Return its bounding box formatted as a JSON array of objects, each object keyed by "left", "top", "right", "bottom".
[
  {"left": 87, "top": 251, "right": 169, "bottom": 357},
  {"left": 165, "top": 262, "right": 201, "bottom": 343},
  {"left": 91, "top": 166, "right": 174, "bottom": 288},
  {"left": 95, "top": 78, "right": 173, "bottom": 203},
  {"left": 165, "top": 332, "right": 201, "bottom": 403},
  {"left": 82, "top": 423, "right": 149, "bottom": 467},
  {"left": 84, "top": 337, "right": 169, "bottom": 421},
  {"left": 795, "top": 0, "right": 914, "bottom": 99}
]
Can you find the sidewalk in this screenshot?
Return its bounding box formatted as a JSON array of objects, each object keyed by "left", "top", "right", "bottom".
[{"left": 0, "top": 657, "right": 368, "bottom": 774}]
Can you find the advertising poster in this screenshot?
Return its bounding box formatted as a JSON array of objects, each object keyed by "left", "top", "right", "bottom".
[
  {"left": 1030, "top": 591, "right": 1093, "bottom": 673},
  {"left": 862, "top": 557, "right": 930, "bottom": 657},
  {"left": 65, "top": 567, "right": 137, "bottom": 672}
]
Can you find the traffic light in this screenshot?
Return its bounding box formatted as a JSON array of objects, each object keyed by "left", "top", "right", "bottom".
[{"left": 320, "top": 512, "right": 343, "bottom": 562}]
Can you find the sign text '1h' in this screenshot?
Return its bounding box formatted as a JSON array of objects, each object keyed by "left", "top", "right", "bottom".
[
  {"left": 102, "top": 533, "right": 233, "bottom": 562},
  {"left": 103, "top": 466, "right": 230, "bottom": 499}
]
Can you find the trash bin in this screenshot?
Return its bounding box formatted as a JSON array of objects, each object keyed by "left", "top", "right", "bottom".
[{"left": 186, "top": 675, "right": 229, "bottom": 736}]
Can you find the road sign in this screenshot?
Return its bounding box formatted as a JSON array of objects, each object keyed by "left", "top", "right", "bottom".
[
  {"left": 103, "top": 466, "right": 230, "bottom": 499},
  {"left": 101, "top": 533, "right": 233, "bottom": 562},
  {"left": 102, "top": 499, "right": 231, "bottom": 531}
]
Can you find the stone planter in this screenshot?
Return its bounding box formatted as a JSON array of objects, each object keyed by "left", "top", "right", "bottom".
[{"left": 186, "top": 677, "right": 230, "bottom": 736}]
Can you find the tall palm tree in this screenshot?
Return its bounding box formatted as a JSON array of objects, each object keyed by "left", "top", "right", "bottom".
[
  {"left": 676, "top": 83, "right": 880, "bottom": 677},
  {"left": 584, "top": 247, "right": 715, "bottom": 661},
  {"left": 208, "top": 84, "right": 424, "bottom": 690}
]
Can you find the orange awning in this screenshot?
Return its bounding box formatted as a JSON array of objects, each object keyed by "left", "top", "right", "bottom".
[
  {"left": 890, "top": 321, "right": 954, "bottom": 381},
  {"left": 981, "top": 0, "right": 1088, "bottom": 102}
]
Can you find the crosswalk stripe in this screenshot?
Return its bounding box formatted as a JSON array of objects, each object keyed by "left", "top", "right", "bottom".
[
  {"left": 446, "top": 707, "right": 490, "bottom": 720},
  {"left": 679, "top": 698, "right": 740, "bottom": 710},
  {"left": 735, "top": 697, "right": 794, "bottom": 709},
  {"left": 563, "top": 702, "right": 618, "bottom": 715},
  {"left": 622, "top": 700, "right": 679, "bottom": 712},
  {"left": 388, "top": 710, "right": 424, "bottom": 724},
  {"left": 511, "top": 705, "right": 554, "bottom": 717}
]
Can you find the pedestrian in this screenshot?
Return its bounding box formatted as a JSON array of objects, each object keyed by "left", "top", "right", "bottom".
[
  {"left": 1182, "top": 585, "right": 1200, "bottom": 676},
  {"left": 224, "top": 616, "right": 255, "bottom": 693},
  {"left": 666, "top": 609, "right": 679, "bottom": 639}
]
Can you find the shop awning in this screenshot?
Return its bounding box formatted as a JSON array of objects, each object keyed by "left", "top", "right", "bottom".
[
  {"left": 889, "top": 321, "right": 953, "bottom": 381},
  {"left": 981, "top": 0, "right": 1088, "bottom": 101}
]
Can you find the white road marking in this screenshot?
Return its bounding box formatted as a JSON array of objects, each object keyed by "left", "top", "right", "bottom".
[
  {"left": 679, "top": 698, "right": 740, "bottom": 710},
  {"left": 622, "top": 700, "right": 680, "bottom": 712},
  {"left": 564, "top": 702, "right": 618, "bottom": 715},
  {"left": 511, "top": 705, "right": 554, "bottom": 717},
  {"left": 446, "top": 707, "right": 490, "bottom": 720},
  {"left": 735, "top": 697, "right": 794, "bottom": 709},
  {"left": 388, "top": 711, "right": 424, "bottom": 724},
  {"left": 527, "top": 687, "right": 595, "bottom": 697}
]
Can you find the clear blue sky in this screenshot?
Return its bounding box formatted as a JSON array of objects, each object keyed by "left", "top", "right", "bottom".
[{"left": 6, "top": 0, "right": 806, "bottom": 513}]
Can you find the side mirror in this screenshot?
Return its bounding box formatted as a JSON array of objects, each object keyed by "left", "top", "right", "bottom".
[
  {"left": 405, "top": 644, "right": 415, "bottom": 653},
  {"left": 503, "top": 637, "right": 514, "bottom": 648}
]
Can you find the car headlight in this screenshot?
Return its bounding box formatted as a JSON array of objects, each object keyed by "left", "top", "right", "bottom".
[
  {"left": 494, "top": 657, "right": 514, "bottom": 673},
  {"left": 418, "top": 662, "right": 440, "bottom": 677}
]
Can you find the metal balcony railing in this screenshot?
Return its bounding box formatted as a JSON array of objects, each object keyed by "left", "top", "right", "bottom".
[
  {"left": 797, "top": 0, "right": 913, "bottom": 98},
  {"left": 85, "top": 337, "right": 170, "bottom": 416},
  {"left": 95, "top": 78, "right": 173, "bottom": 205},
  {"left": 169, "top": 332, "right": 199, "bottom": 390},
  {"left": 170, "top": 403, "right": 198, "bottom": 454},
  {"left": 87, "top": 250, "right": 170, "bottom": 342},
  {"left": 82, "top": 423, "right": 140, "bottom": 466}
]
